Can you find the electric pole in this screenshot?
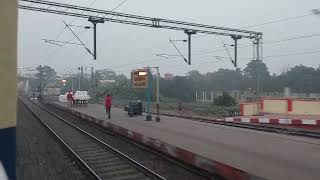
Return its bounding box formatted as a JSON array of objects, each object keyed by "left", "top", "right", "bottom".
[
  {"left": 184, "top": 30, "right": 196, "bottom": 65},
  {"left": 88, "top": 16, "right": 104, "bottom": 60},
  {"left": 231, "top": 35, "right": 242, "bottom": 67},
  {"left": 91, "top": 66, "right": 95, "bottom": 103},
  {"left": 254, "top": 37, "right": 262, "bottom": 98},
  {"left": 39, "top": 65, "right": 43, "bottom": 96}
]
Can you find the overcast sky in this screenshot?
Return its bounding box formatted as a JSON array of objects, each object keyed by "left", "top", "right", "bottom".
[{"left": 18, "top": 0, "right": 320, "bottom": 76}]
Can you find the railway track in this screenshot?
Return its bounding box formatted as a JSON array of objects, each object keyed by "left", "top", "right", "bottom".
[
  {"left": 44, "top": 104, "right": 215, "bottom": 180},
  {"left": 21, "top": 98, "right": 216, "bottom": 180},
  {"left": 157, "top": 112, "right": 320, "bottom": 138},
  {"left": 21, "top": 98, "right": 166, "bottom": 180}
]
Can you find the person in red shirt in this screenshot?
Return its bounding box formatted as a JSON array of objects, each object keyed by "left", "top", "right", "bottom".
[
  {"left": 105, "top": 94, "right": 112, "bottom": 119},
  {"left": 67, "top": 91, "right": 72, "bottom": 107},
  {"left": 71, "top": 91, "right": 75, "bottom": 107}
]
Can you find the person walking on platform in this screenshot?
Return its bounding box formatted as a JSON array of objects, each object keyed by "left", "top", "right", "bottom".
[
  {"left": 105, "top": 94, "right": 112, "bottom": 119},
  {"left": 67, "top": 91, "right": 73, "bottom": 107}
]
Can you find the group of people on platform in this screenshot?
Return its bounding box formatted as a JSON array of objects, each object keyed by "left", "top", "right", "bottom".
[{"left": 66, "top": 91, "right": 112, "bottom": 119}]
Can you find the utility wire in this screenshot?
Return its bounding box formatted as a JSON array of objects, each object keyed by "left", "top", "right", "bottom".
[
  {"left": 39, "top": 0, "right": 98, "bottom": 63},
  {"left": 110, "top": 0, "right": 129, "bottom": 13},
  {"left": 165, "top": 32, "right": 320, "bottom": 57},
  {"left": 98, "top": 48, "right": 320, "bottom": 75},
  {"left": 50, "top": 0, "right": 98, "bottom": 44},
  {"left": 39, "top": 29, "right": 88, "bottom": 65},
  {"left": 241, "top": 14, "right": 313, "bottom": 29},
  {"left": 264, "top": 49, "right": 320, "bottom": 59},
  {"left": 40, "top": 0, "right": 129, "bottom": 62},
  {"left": 105, "top": 48, "right": 320, "bottom": 74},
  {"left": 195, "top": 13, "right": 314, "bottom": 39},
  {"left": 42, "top": 39, "right": 83, "bottom": 46},
  {"left": 93, "top": 32, "right": 320, "bottom": 74}
]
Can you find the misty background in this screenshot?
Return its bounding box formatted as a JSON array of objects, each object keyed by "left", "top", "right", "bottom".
[{"left": 18, "top": 0, "right": 320, "bottom": 76}]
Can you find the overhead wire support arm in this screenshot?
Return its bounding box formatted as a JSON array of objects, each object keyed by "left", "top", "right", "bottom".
[
  {"left": 169, "top": 39, "right": 188, "bottom": 64},
  {"left": 63, "top": 21, "right": 94, "bottom": 57}
]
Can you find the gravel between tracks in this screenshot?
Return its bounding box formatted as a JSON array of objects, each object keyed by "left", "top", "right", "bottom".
[{"left": 16, "top": 101, "right": 90, "bottom": 180}]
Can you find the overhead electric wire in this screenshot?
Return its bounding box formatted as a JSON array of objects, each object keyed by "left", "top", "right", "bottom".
[
  {"left": 39, "top": 0, "right": 129, "bottom": 62},
  {"left": 195, "top": 13, "right": 314, "bottom": 39},
  {"left": 110, "top": 0, "right": 129, "bottom": 14},
  {"left": 42, "top": 39, "right": 83, "bottom": 46},
  {"left": 264, "top": 49, "right": 320, "bottom": 59},
  {"left": 163, "top": 32, "right": 320, "bottom": 57},
  {"left": 92, "top": 31, "right": 320, "bottom": 74},
  {"left": 240, "top": 14, "right": 313, "bottom": 29},
  {"left": 155, "top": 49, "right": 320, "bottom": 71},
  {"left": 39, "top": 29, "right": 88, "bottom": 64},
  {"left": 35, "top": 2, "right": 319, "bottom": 72},
  {"left": 104, "top": 48, "right": 320, "bottom": 74},
  {"left": 49, "top": 0, "right": 98, "bottom": 44},
  {"left": 39, "top": 0, "right": 99, "bottom": 63},
  {"left": 95, "top": 11, "right": 320, "bottom": 74}
]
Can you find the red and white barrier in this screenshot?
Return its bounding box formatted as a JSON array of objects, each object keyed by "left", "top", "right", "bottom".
[{"left": 225, "top": 117, "right": 320, "bottom": 127}]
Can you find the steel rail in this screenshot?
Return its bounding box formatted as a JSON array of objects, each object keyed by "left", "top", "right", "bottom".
[
  {"left": 45, "top": 103, "right": 218, "bottom": 180},
  {"left": 19, "top": 98, "right": 102, "bottom": 180},
  {"left": 25, "top": 98, "right": 166, "bottom": 180}
]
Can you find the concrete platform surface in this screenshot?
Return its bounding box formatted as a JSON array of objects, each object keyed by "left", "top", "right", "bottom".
[{"left": 54, "top": 102, "right": 320, "bottom": 180}]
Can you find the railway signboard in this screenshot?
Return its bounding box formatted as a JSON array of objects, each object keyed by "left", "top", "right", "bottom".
[{"left": 132, "top": 69, "right": 148, "bottom": 88}]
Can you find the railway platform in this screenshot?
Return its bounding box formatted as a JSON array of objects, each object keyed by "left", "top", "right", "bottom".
[{"left": 52, "top": 102, "right": 320, "bottom": 180}]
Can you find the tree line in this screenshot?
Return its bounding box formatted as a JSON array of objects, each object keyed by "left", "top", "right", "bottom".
[
  {"left": 26, "top": 61, "right": 320, "bottom": 102},
  {"left": 160, "top": 60, "right": 320, "bottom": 101}
]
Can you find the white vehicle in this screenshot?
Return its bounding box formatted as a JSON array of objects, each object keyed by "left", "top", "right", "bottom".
[
  {"left": 73, "top": 91, "right": 91, "bottom": 101},
  {"left": 58, "top": 92, "right": 68, "bottom": 103}
]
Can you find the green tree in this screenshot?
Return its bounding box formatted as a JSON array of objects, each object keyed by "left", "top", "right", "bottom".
[
  {"left": 35, "top": 65, "right": 57, "bottom": 85},
  {"left": 284, "top": 65, "right": 319, "bottom": 93},
  {"left": 243, "top": 60, "right": 270, "bottom": 92},
  {"left": 244, "top": 60, "right": 270, "bottom": 79},
  {"left": 205, "top": 68, "right": 244, "bottom": 91},
  {"left": 95, "top": 69, "right": 117, "bottom": 80},
  {"left": 160, "top": 76, "right": 195, "bottom": 102},
  {"left": 214, "top": 92, "right": 237, "bottom": 107}
]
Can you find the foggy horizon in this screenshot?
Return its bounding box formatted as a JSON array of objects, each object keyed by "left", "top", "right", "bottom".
[{"left": 18, "top": 0, "right": 320, "bottom": 77}]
